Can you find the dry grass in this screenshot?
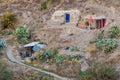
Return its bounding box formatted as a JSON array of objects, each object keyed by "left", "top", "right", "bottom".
[
  {"left": 41, "top": 62, "right": 80, "bottom": 77},
  {"left": 87, "top": 43, "right": 98, "bottom": 53},
  {"left": 107, "top": 53, "right": 120, "bottom": 64}
]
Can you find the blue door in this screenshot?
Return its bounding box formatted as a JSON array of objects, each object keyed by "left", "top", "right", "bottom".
[{"left": 65, "top": 13, "right": 70, "bottom": 23}]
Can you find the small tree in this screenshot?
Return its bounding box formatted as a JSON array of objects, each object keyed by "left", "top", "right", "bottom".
[
  {"left": 15, "top": 24, "right": 30, "bottom": 44},
  {"left": 0, "top": 12, "right": 16, "bottom": 29},
  {"left": 40, "top": 1, "right": 47, "bottom": 10}
]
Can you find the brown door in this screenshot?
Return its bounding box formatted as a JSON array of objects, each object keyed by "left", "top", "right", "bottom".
[{"left": 96, "top": 20, "right": 101, "bottom": 29}]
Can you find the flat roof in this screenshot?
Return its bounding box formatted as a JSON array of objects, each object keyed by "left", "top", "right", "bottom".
[
  {"left": 53, "top": 10, "right": 80, "bottom": 15},
  {"left": 23, "top": 42, "right": 39, "bottom": 47},
  {"left": 84, "top": 15, "right": 106, "bottom": 20}
]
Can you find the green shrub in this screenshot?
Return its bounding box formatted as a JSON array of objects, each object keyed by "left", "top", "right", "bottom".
[
  {"left": 38, "top": 48, "right": 83, "bottom": 64},
  {"left": 98, "top": 30, "right": 104, "bottom": 39},
  {"left": 0, "top": 30, "right": 6, "bottom": 35},
  {"left": 15, "top": 24, "right": 30, "bottom": 44},
  {"left": 25, "top": 73, "right": 53, "bottom": 80},
  {"left": 0, "top": 30, "right": 14, "bottom": 35},
  {"left": 90, "top": 30, "right": 105, "bottom": 44},
  {"left": 39, "top": 48, "right": 59, "bottom": 63},
  {"left": 96, "top": 38, "right": 117, "bottom": 53},
  {"left": 0, "top": 12, "right": 16, "bottom": 29},
  {"left": 79, "top": 64, "right": 118, "bottom": 80},
  {"left": 0, "top": 61, "right": 13, "bottom": 80},
  {"left": 55, "top": 54, "right": 65, "bottom": 64},
  {"left": 38, "top": 47, "right": 83, "bottom": 64},
  {"left": 39, "top": 49, "right": 52, "bottom": 62},
  {"left": 51, "top": 48, "right": 58, "bottom": 55},
  {"left": 90, "top": 30, "right": 117, "bottom": 53},
  {"left": 0, "top": 48, "right": 3, "bottom": 55},
  {"left": 39, "top": 41, "right": 46, "bottom": 44},
  {"left": 108, "top": 25, "right": 120, "bottom": 38},
  {"left": 71, "top": 46, "right": 80, "bottom": 52},
  {"left": 41, "top": 1, "right": 47, "bottom": 10},
  {"left": 66, "top": 55, "right": 82, "bottom": 63},
  {"left": 54, "top": 54, "right": 82, "bottom": 64}
]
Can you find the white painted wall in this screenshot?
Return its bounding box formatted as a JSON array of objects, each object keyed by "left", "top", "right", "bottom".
[{"left": 51, "top": 10, "right": 80, "bottom": 25}]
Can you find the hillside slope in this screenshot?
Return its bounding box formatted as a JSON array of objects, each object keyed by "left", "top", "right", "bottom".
[
  {"left": 0, "top": 0, "right": 120, "bottom": 79},
  {"left": 0, "top": 0, "right": 120, "bottom": 28}
]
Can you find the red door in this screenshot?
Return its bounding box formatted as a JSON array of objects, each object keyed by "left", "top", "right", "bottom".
[{"left": 100, "top": 19, "right": 106, "bottom": 28}]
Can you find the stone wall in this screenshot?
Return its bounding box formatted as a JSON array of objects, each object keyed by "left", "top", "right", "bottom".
[{"left": 51, "top": 10, "right": 80, "bottom": 25}]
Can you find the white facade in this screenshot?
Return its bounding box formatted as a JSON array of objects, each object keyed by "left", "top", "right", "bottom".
[{"left": 51, "top": 10, "right": 80, "bottom": 25}]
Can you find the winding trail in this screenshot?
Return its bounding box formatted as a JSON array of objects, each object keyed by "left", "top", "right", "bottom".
[{"left": 6, "top": 45, "right": 72, "bottom": 80}]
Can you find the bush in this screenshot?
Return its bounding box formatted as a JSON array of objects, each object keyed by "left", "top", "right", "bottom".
[
  {"left": 96, "top": 38, "right": 117, "bottom": 53},
  {"left": 39, "top": 48, "right": 59, "bottom": 63},
  {"left": 15, "top": 24, "right": 30, "bottom": 44},
  {"left": 79, "top": 63, "right": 118, "bottom": 80},
  {"left": 39, "top": 41, "right": 46, "bottom": 44},
  {"left": 25, "top": 73, "right": 53, "bottom": 80},
  {"left": 51, "top": 48, "right": 58, "bottom": 55},
  {"left": 0, "top": 30, "right": 14, "bottom": 35},
  {"left": 55, "top": 54, "right": 65, "bottom": 64},
  {"left": 38, "top": 48, "right": 83, "bottom": 64},
  {"left": 66, "top": 55, "right": 82, "bottom": 63},
  {"left": 71, "top": 46, "right": 80, "bottom": 52},
  {"left": 90, "top": 30, "right": 117, "bottom": 53},
  {"left": 108, "top": 25, "right": 120, "bottom": 38},
  {"left": 0, "top": 61, "right": 13, "bottom": 80},
  {"left": 40, "top": 1, "right": 47, "bottom": 10},
  {"left": 0, "top": 30, "right": 6, "bottom": 35},
  {"left": 39, "top": 49, "right": 52, "bottom": 62},
  {"left": 0, "top": 12, "right": 16, "bottom": 29}
]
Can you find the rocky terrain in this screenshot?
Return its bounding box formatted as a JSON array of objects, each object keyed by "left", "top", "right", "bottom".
[{"left": 0, "top": 0, "right": 120, "bottom": 80}]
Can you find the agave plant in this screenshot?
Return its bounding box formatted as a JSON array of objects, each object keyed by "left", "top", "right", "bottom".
[
  {"left": 39, "top": 49, "right": 52, "bottom": 62},
  {"left": 55, "top": 54, "right": 65, "bottom": 64},
  {"left": 96, "top": 38, "right": 117, "bottom": 53},
  {"left": 108, "top": 25, "right": 120, "bottom": 38},
  {"left": 15, "top": 24, "right": 30, "bottom": 44}
]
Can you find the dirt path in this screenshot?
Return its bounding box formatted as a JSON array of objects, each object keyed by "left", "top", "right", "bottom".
[{"left": 6, "top": 45, "right": 74, "bottom": 80}]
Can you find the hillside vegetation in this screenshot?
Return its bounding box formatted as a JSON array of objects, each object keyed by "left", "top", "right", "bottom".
[{"left": 0, "top": 0, "right": 120, "bottom": 80}]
